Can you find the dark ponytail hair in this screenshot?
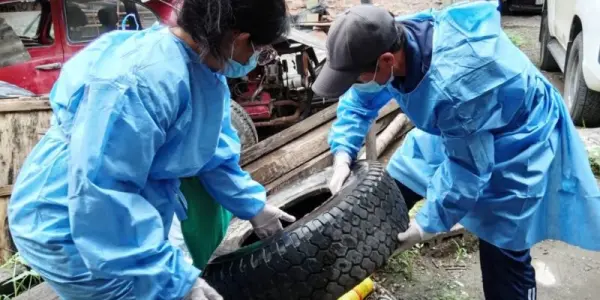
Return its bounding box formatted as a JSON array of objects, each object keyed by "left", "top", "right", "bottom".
[{"left": 177, "top": 0, "right": 289, "bottom": 62}]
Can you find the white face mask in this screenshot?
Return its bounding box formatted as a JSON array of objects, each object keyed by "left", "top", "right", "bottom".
[{"left": 353, "top": 60, "right": 393, "bottom": 93}]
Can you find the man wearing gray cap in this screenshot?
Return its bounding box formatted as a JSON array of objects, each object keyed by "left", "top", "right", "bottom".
[{"left": 313, "top": 2, "right": 600, "bottom": 299}]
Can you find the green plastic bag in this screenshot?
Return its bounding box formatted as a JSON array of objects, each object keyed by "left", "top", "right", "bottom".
[{"left": 179, "top": 177, "right": 232, "bottom": 270}]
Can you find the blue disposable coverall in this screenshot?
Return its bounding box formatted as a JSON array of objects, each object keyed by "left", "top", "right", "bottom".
[
  {"left": 8, "top": 25, "right": 266, "bottom": 299},
  {"left": 329, "top": 2, "right": 600, "bottom": 252}
]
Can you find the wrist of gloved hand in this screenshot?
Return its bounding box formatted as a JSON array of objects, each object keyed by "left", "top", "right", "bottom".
[
  {"left": 329, "top": 152, "right": 352, "bottom": 194},
  {"left": 333, "top": 151, "right": 352, "bottom": 167},
  {"left": 396, "top": 219, "right": 436, "bottom": 252},
  {"left": 185, "top": 278, "right": 223, "bottom": 300},
  {"left": 250, "top": 204, "right": 296, "bottom": 239}
]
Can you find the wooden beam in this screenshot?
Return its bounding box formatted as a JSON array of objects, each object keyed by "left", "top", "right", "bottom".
[
  {"left": 240, "top": 103, "right": 338, "bottom": 166},
  {"left": 0, "top": 185, "right": 12, "bottom": 198},
  {"left": 13, "top": 283, "right": 59, "bottom": 300},
  {"left": 249, "top": 103, "right": 399, "bottom": 187},
  {"left": 266, "top": 109, "right": 402, "bottom": 194},
  {"left": 0, "top": 99, "right": 51, "bottom": 113}
]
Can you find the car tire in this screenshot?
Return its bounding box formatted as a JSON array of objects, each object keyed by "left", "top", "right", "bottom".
[
  {"left": 230, "top": 100, "right": 259, "bottom": 149},
  {"left": 564, "top": 33, "right": 600, "bottom": 127},
  {"left": 539, "top": 8, "right": 559, "bottom": 71},
  {"left": 500, "top": 0, "right": 511, "bottom": 15},
  {"left": 202, "top": 160, "right": 409, "bottom": 300}
]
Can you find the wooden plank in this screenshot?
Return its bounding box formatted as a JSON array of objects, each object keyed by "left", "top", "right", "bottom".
[
  {"left": 240, "top": 103, "right": 338, "bottom": 166},
  {"left": 249, "top": 103, "right": 399, "bottom": 187},
  {"left": 0, "top": 110, "right": 52, "bottom": 187},
  {"left": 0, "top": 99, "right": 51, "bottom": 113},
  {"left": 12, "top": 282, "right": 59, "bottom": 300},
  {"left": 0, "top": 109, "right": 52, "bottom": 263},
  {"left": 246, "top": 119, "right": 332, "bottom": 185},
  {"left": 0, "top": 185, "right": 11, "bottom": 197},
  {"left": 265, "top": 109, "right": 401, "bottom": 194},
  {"left": 265, "top": 151, "right": 332, "bottom": 195}
]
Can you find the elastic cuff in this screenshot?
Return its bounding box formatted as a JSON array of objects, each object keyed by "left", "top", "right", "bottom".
[
  {"left": 238, "top": 199, "right": 266, "bottom": 221},
  {"left": 415, "top": 201, "right": 450, "bottom": 234},
  {"left": 332, "top": 146, "right": 357, "bottom": 161},
  {"left": 334, "top": 151, "right": 352, "bottom": 166},
  {"left": 177, "top": 263, "right": 202, "bottom": 299}
]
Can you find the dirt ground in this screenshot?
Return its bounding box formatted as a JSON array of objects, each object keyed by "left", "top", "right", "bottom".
[{"left": 305, "top": 3, "right": 599, "bottom": 300}]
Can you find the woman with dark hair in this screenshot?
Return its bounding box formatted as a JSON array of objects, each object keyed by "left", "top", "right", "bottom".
[{"left": 8, "top": 0, "right": 291, "bottom": 299}]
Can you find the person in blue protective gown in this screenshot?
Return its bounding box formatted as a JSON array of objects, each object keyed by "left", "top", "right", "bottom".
[
  {"left": 7, "top": 0, "right": 295, "bottom": 299},
  {"left": 312, "top": 2, "right": 600, "bottom": 300}
]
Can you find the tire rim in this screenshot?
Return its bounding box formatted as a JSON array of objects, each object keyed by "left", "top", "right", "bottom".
[{"left": 564, "top": 48, "right": 581, "bottom": 114}]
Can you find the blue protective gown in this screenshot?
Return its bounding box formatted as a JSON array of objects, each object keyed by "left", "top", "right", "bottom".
[
  {"left": 8, "top": 25, "right": 266, "bottom": 299},
  {"left": 329, "top": 1, "right": 600, "bottom": 251}
]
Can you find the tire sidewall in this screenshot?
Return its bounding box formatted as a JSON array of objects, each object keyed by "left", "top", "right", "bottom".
[
  {"left": 564, "top": 34, "right": 585, "bottom": 118},
  {"left": 230, "top": 100, "right": 259, "bottom": 149}
]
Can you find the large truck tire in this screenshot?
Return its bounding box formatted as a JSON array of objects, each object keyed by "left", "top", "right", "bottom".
[
  {"left": 202, "top": 161, "right": 409, "bottom": 300},
  {"left": 564, "top": 33, "right": 600, "bottom": 127},
  {"left": 230, "top": 100, "right": 259, "bottom": 149}
]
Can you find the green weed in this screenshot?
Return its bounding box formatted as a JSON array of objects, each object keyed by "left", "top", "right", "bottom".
[{"left": 0, "top": 253, "right": 41, "bottom": 298}]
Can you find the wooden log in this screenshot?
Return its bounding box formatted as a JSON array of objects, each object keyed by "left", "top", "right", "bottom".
[
  {"left": 240, "top": 103, "right": 338, "bottom": 166},
  {"left": 245, "top": 102, "right": 399, "bottom": 187},
  {"left": 359, "top": 114, "right": 413, "bottom": 160}
]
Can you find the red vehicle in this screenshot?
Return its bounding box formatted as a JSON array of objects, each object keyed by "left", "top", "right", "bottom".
[
  {"left": 0, "top": 0, "right": 179, "bottom": 95},
  {"left": 0, "top": 0, "right": 329, "bottom": 135}
]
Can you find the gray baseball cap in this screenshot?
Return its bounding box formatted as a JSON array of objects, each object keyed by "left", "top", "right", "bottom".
[{"left": 312, "top": 5, "right": 398, "bottom": 97}]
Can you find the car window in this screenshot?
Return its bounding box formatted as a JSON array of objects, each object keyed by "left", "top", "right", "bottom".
[
  {"left": 65, "top": 0, "right": 159, "bottom": 43},
  {"left": 0, "top": 1, "right": 47, "bottom": 46}
]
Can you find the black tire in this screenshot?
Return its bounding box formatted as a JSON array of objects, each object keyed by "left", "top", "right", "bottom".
[
  {"left": 230, "top": 100, "right": 259, "bottom": 149},
  {"left": 564, "top": 33, "right": 600, "bottom": 127},
  {"left": 202, "top": 161, "right": 409, "bottom": 300},
  {"left": 500, "top": 0, "right": 511, "bottom": 15},
  {"left": 539, "top": 7, "right": 559, "bottom": 71}
]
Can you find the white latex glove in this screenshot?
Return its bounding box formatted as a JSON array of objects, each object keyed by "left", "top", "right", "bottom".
[
  {"left": 185, "top": 278, "right": 223, "bottom": 300},
  {"left": 250, "top": 204, "right": 296, "bottom": 239},
  {"left": 329, "top": 152, "right": 352, "bottom": 194},
  {"left": 396, "top": 219, "right": 436, "bottom": 252}
]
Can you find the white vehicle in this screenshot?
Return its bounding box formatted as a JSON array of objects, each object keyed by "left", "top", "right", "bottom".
[{"left": 539, "top": 0, "right": 600, "bottom": 126}]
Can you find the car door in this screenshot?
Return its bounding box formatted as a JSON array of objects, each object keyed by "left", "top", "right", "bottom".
[
  {"left": 61, "top": 0, "right": 160, "bottom": 62},
  {"left": 549, "top": 0, "right": 576, "bottom": 49},
  {"left": 0, "top": 0, "right": 64, "bottom": 95}
]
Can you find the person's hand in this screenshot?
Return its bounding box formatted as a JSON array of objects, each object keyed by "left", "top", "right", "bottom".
[
  {"left": 250, "top": 204, "right": 296, "bottom": 239},
  {"left": 185, "top": 278, "right": 223, "bottom": 300},
  {"left": 329, "top": 152, "right": 352, "bottom": 194},
  {"left": 396, "top": 219, "right": 436, "bottom": 252}
]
